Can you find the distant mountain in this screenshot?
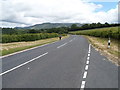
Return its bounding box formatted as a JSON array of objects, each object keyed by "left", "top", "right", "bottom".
[{"left": 15, "top": 23, "right": 83, "bottom": 29}]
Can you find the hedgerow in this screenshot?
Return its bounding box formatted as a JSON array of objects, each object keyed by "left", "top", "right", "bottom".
[
  {"left": 2, "top": 33, "right": 60, "bottom": 43},
  {"left": 70, "top": 27, "right": 119, "bottom": 39}
]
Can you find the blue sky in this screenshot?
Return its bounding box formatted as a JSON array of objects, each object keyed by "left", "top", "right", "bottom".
[{"left": 94, "top": 2, "right": 118, "bottom": 12}]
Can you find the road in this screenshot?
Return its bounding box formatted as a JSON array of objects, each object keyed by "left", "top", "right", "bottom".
[{"left": 1, "top": 35, "right": 118, "bottom": 89}]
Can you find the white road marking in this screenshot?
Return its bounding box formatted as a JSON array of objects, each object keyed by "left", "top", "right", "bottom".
[
  {"left": 103, "top": 58, "right": 106, "bottom": 61},
  {"left": 83, "top": 71, "right": 88, "bottom": 79},
  {"left": 0, "top": 52, "right": 48, "bottom": 76},
  {"left": 87, "top": 57, "right": 90, "bottom": 60},
  {"left": 81, "top": 81, "right": 86, "bottom": 88},
  {"left": 57, "top": 43, "right": 67, "bottom": 48},
  {"left": 86, "top": 60, "right": 90, "bottom": 65},
  {"left": 1, "top": 40, "right": 58, "bottom": 59},
  {"left": 69, "top": 40, "right": 73, "bottom": 42},
  {"left": 88, "top": 51, "right": 90, "bottom": 54},
  {"left": 85, "top": 65, "right": 89, "bottom": 70},
  {"left": 81, "top": 44, "right": 91, "bottom": 89},
  {"left": 88, "top": 54, "right": 90, "bottom": 57}
]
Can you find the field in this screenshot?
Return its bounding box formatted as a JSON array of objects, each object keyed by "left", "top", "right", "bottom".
[
  {"left": 1, "top": 35, "right": 69, "bottom": 56},
  {"left": 69, "top": 27, "right": 119, "bottom": 39}
]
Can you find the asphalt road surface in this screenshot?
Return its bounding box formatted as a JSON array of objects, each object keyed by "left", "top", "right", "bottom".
[{"left": 1, "top": 35, "right": 119, "bottom": 89}]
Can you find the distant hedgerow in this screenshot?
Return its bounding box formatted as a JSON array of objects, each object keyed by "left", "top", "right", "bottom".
[{"left": 2, "top": 33, "right": 62, "bottom": 43}]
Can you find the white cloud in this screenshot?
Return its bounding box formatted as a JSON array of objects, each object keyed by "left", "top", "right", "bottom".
[{"left": 0, "top": 0, "right": 118, "bottom": 27}]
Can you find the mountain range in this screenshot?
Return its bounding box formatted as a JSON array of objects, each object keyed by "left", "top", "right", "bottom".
[{"left": 15, "top": 23, "right": 83, "bottom": 29}]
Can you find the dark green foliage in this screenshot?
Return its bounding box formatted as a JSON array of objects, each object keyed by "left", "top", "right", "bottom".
[
  {"left": 69, "top": 23, "right": 120, "bottom": 31},
  {"left": 70, "top": 27, "right": 119, "bottom": 39},
  {"left": 2, "top": 33, "right": 59, "bottom": 43}
]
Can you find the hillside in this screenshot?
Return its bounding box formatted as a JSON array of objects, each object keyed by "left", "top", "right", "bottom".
[{"left": 15, "top": 23, "right": 83, "bottom": 29}]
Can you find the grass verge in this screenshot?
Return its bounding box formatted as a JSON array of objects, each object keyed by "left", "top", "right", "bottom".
[
  {"left": 84, "top": 36, "right": 119, "bottom": 66},
  {"left": 1, "top": 35, "right": 69, "bottom": 56}
]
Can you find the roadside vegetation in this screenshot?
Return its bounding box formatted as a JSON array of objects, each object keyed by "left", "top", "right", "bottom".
[
  {"left": 69, "top": 27, "right": 119, "bottom": 39},
  {"left": 86, "top": 36, "right": 119, "bottom": 65},
  {"left": 70, "top": 26, "right": 119, "bottom": 65},
  {"left": 2, "top": 33, "right": 61, "bottom": 43},
  {"left": 2, "top": 35, "right": 69, "bottom": 56},
  {"left": 1, "top": 22, "right": 119, "bottom": 57}
]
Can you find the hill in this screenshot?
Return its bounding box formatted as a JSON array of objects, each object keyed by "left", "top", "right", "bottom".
[{"left": 15, "top": 23, "right": 83, "bottom": 29}]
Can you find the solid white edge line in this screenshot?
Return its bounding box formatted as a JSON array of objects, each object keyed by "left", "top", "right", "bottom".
[
  {"left": 81, "top": 81, "right": 86, "bottom": 88},
  {"left": 57, "top": 43, "right": 67, "bottom": 48},
  {"left": 0, "top": 52, "right": 48, "bottom": 76},
  {"left": 83, "top": 71, "right": 88, "bottom": 79},
  {"left": 1, "top": 40, "right": 58, "bottom": 59},
  {"left": 85, "top": 65, "right": 89, "bottom": 70}
]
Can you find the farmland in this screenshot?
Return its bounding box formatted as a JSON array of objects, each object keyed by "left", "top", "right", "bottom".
[{"left": 69, "top": 27, "right": 119, "bottom": 39}]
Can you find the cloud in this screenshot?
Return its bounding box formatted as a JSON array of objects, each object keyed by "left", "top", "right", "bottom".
[{"left": 0, "top": 0, "right": 118, "bottom": 27}]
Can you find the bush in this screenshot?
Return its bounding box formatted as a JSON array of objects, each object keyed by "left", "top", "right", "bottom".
[{"left": 2, "top": 33, "right": 59, "bottom": 43}]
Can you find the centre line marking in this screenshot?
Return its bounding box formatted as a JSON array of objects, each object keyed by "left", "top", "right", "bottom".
[
  {"left": 88, "top": 54, "right": 90, "bottom": 57},
  {"left": 87, "top": 57, "right": 90, "bottom": 60},
  {"left": 83, "top": 71, "right": 88, "bottom": 79},
  {"left": 0, "top": 52, "right": 48, "bottom": 76},
  {"left": 57, "top": 43, "right": 67, "bottom": 48},
  {"left": 69, "top": 40, "right": 73, "bottom": 42},
  {"left": 81, "top": 81, "right": 86, "bottom": 88},
  {"left": 85, "top": 65, "right": 89, "bottom": 70},
  {"left": 86, "top": 60, "right": 90, "bottom": 65},
  {"left": 81, "top": 44, "right": 91, "bottom": 89}
]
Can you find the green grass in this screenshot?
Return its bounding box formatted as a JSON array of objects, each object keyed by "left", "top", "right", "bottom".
[
  {"left": 2, "top": 35, "right": 69, "bottom": 56},
  {"left": 69, "top": 27, "right": 119, "bottom": 39},
  {"left": 2, "top": 42, "right": 51, "bottom": 55},
  {"left": 84, "top": 36, "right": 119, "bottom": 65}
]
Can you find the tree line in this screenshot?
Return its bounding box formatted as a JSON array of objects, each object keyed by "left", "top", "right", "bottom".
[
  {"left": 1, "top": 22, "right": 119, "bottom": 35},
  {"left": 69, "top": 22, "right": 120, "bottom": 31}
]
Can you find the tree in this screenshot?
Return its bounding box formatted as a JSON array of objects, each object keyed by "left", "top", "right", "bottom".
[{"left": 71, "top": 24, "right": 78, "bottom": 30}]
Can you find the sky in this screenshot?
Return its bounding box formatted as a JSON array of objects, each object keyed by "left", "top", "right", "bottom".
[{"left": 0, "top": 0, "right": 119, "bottom": 28}]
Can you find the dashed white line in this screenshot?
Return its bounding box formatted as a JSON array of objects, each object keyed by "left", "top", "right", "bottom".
[
  {"left": 1, "top": 40, "right": 58, "bottom": 59},
  {"left": 88, "top": 51, "right": 90, "bottom": 54},
  {"left": 81, "top": 81, "right": 86, "bottom": 88},
  {"left": 86, "top": 60, "right": 90, "bottom": 65},
  {"left": 83, "top": 71, "right": 88, "bottom": 79},
  {"left": 0, "top": 52, "right": 48, "bottom": 76},
  {"left": 57, "top": 43, "right": 67, "bottom": 48},
  {"left": 87, "top": 57, "right": 90, "bottom": 60},
  {"left": 88, "top": 53, "right": 90, "bottom": 57},
  {"left": 69, "top": 40, "right": 73, "bottom": 42},
  {"left": 85, "top": 65, "right": 89, "bottom": 70},
  {"left": 80, "top": 44, "right": 91, "bottom": 89}
]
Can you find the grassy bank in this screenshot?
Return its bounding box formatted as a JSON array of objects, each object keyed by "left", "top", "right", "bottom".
[
  {"left": 70, "top": 27, "right": 119, "bottom": 39},
  {"left": 70, "top": 27, "right": 119, "bottom": 65},
  {"left": 1, "top": 35, "right": 69, "bottom": 56},
  {"left": 85, "top": 36, "right": 119, "bottom": 66}
]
